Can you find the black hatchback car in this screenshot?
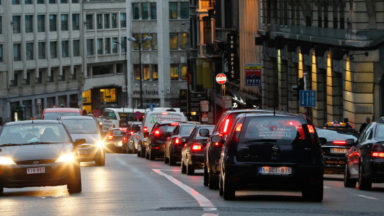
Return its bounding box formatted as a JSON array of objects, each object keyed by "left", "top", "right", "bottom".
[
  {"left": 0, "top": 120, "right": 84, "bottom": 194},
  {"left": 218, "top": 113, "right": 323, "bottom": 201},
  {"left": 145, "top": 121, "right": 177, "bottom": 160},
  {"left": 344, "top": 122, "right": 384, "bottom": 190}
]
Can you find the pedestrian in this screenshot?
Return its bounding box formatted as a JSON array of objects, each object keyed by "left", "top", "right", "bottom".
[{"left": 359, "top": 117, "right": 371, "bottom": 133}]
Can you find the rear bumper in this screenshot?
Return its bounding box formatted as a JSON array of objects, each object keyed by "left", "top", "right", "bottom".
[
  {"left": 370, "top": 160, "right": 384, "bottom": 182},
  {"left": 323, "top": 155, "right": 345, "bottom": 174},
  {"left": 191, "top": 154, "right": 205, "bottom": 169},
  {"left": 76, "top": 146, "right": 102, "bottom": 162}
]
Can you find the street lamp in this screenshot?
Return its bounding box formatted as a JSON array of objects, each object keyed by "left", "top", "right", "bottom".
[{"left": 128, "top": 35, "right": 152, "bottom": 109}]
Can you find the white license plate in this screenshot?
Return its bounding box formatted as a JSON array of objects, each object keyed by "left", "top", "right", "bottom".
[
  {"left": 259, "top": 166, "right": 292, "bottom": 175},
  {"left": 27, "top": 167, "right": 46, "bottom": 174},
  {"left": 113, "top": 130, "right": 122, "bottom": 136},
  {"left": 331, "top": 148, "right": 347, "bottom": 154}
]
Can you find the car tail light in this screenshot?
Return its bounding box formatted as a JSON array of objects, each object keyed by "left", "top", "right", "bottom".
[
  {"left": 107, "top": 134, "right": 114, "bottom": 140},
  {"left": 154, "top": 146, "right": 159, "bottom": 150},
  {"left": 214, "top": 142, "right": 222, "bottom": 147},
  {"left": 288, "top": 121, "right": 305, "bottom": 140},
  {"left": 143, "top": 127, "right": 148, "bottom": 132},
  {"left": 192, "top": 143, "right": 203, "bottom": 151},
  {"left": 122, "top": 136, "right": 127, "bottom": 143},
  {"left": 235, "top": 123, "right": 243, "bottom": 132},
  {"left": 333, "top": 140, "right": 347, "bottom": 145},
  {"left": 171, "top": 122, "right": 179, "bottom": 126},
  {"left": 174, "top": 138, "right": 180, "bottom": 144},
  {"left": 154, "top": 129, "right": 160, "bottom": 136},
  {"left": 120, "top": 127, "right": 128, "bottom": 133},
  {"left": 130, "top": 131, "right": 134, "bottom": 135},
  {"left": 307, "top": 125, "right": 315, "bottom": 134},
  {"left": 371, "top": 152, "right": 384, "bottom": 158},
  {"left": 222, "top": 118, "right": 230, "bottom": 134}
]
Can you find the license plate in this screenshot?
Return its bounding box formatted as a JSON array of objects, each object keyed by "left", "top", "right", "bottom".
[
  {"left": 259, "top": 166, "right": 292, "bottom": 175},
  {"left": 27, "top": 167, "right": 46, "bottom": 174},
  {"left": 331, "top": 148, "right": 347, "bottom": 154}
]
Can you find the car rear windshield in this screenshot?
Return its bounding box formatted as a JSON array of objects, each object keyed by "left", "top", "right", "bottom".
[
  {"left": 240, "top": 116, "right": 305, "bottom": 143},
  {"left": 44, "top": 112, "right": 80, "bottom": 120},
  {"left": 0, "top": 124, "right": 71, "bottom": 145},
  {"left": 157, "top": 125, "right": 177, "bottom": 133},
  {"left": 179, "top": 125, "right": 196, "bottom": 136},
  {"left": 316, "top": 128, "right": 358, "bottom": 142},
  {"left": 375, "top": 124, "right": 384, "bottom": 140},
  {"left": 62, "top": 119, "right": 99, "bottom": 134}
]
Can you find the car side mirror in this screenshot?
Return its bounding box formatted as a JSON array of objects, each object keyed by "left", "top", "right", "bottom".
[
  {"left": 319, "top": 137, "right": 327, "bottom": 145},
  {"left": 74, "top": 138, "right": 86, "bottom": 146},
  {"left": 199, "top": 129, "right": 210, "bottom": 137},
  {"left": 346, "top": 139, "right": 355, "bottom": 146}
]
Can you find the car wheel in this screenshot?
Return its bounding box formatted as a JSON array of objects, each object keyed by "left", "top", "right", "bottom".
[
  {"left": 223, "top": 172, "right": 235, "bottom": 200},
  {"left": 181, "top": 159, "right": 186, "bottom": 174},
  {"left": 208, "top": 172, "right": 219, "bottom": 189},
  {"left": 95, "top": 151, "right": 105, "bottom": 166},
  {"left": 67, "top": 165, "right": 82, "bottom": 194},
  {"left": 302, "top": 182, "right": 323, "bottom": 202},
  {"left": 344, "top": 164, "right": 356, "bottom": 188},
  {"left": 358, "top": 164, "right": 372, "bottom": 190},
  {"left": 187, "top": 163, "right": 195, "bottom": 175},
  {"left": 203, "top": 166, "right": 208, "bottom": 186},
  {"left": 169, "top": 154, "right": 177, "bottom": 166}
]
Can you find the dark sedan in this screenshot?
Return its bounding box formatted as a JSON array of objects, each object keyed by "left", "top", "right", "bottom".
[
  {"left": 181, "top": 125, "right": 214, "bottom": 175},
  {"left": 0, "top": 120, "right": 84, "bottom": 194},
  {"left": 317, "top": 128, "right": 358, "bottom": 174},
  {"left": 345, "top": 122, "right": 384, "bottom": 190}
]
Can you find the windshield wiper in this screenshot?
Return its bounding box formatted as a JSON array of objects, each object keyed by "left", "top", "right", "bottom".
[
  {"left": 0, "top": 143, "right": 24, "bottom": 147},
  {"left": 245, "top": 139, "right": 278, "bottom": 143},
  {"left": 25, "top": 142, "right": 62, "bottom": 145}
]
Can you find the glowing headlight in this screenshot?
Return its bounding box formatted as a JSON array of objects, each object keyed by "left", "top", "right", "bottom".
[
  {"left": 0, "top": 156, "right": 16, "bottom": 165},
  {"left": 56, "top": 153, "right": 76, "bottom": 163},
  {"left": 96, "top": 141, "right": 104, "bottom": 148}
]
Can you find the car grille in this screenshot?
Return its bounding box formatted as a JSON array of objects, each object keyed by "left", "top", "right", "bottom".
[{"left": 16, "top": 159, "right": 56, "bottom": 165}]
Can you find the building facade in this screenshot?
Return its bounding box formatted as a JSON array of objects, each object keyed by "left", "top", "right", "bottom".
[{"left": 259, "top": 0, "right": 384, "bottom": 129}]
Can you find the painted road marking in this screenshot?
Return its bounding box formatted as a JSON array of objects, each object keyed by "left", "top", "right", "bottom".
[
  {"left": 357, "top": 194, "right": 378, "bottom": 200},
  {"left": 153, "top": 169, "right": 218, "bottom": 214}
]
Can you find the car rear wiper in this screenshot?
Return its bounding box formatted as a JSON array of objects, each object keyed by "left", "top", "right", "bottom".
[{"left": 245, "top": 139, "right": 277, "bottom": 143}]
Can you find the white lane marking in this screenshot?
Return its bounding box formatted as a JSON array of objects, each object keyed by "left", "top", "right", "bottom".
[
  {"left": 324, "top": 186, "right": 331, "bottom": 189},
  {"left": 357, "top": 194, "right": 378, "bottom": 200},
  {"left": 153, "top": 169, "right": 218, "bottom": 214}
]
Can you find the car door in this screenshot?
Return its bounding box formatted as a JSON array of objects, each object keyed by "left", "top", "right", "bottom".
[{"left": 349, "top": 124, "right": 372, "bottom": 176}]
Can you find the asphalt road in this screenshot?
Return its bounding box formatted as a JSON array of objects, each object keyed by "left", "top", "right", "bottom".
[{"left": 1, "top": 154, "right": 384, "bottom": 216}]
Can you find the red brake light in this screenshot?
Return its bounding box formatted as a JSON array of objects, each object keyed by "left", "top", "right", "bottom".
[
  {"left": 333, "top": 140, "right": 347, "bottom": 145},
  {"left": 307, "top": 125, "right": 315, "bottom": 134},
  {"left": 154, "top": 129, "right": 160, "bottom": 136},
  {"left": 222, "top": 118, "right": 230, "bottom": 134},
  {"left": 372, "top": 152, "right": 384, "bottom": 158},
  {"left": 214, "top": 142, "right": 221, "bottom": 147},
  {"left": 162, "top": 112, "right": 168, "bottom": 115},
  {"left": 143, "top": 127, "right": 148, "bottom": 132},
  {"left": 175, "top": 138, "right": 180, "bottom": 144},
  {"left": 130, "top": 131, "right": 134, "bottom": 135},
  {"left": 192, "top": 144, "right": 202, "bottom": 151},
  {"left": 122, "top": 136, "right": 127, "bottom": 142},
  {"left": 154, "top": 146, "right": 159, "bottom": 150},
  {"left": 288, "top": 121, "right": 305, "bottom": 140},
  {"left": 171, "top": 122, "right": 179, "bottom": 126}
]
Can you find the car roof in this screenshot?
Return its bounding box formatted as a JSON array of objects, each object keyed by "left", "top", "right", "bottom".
[
  {"left": 242, "top": 112, "right": 303, "bottom": 119},
  {"left": 43, "top": 108, "right": 81, "bottom": 113},
  {"left": 224, "top": 109, "right": 274, "bottom": 115},
  {"left": 5, "top": 120, "right": 61, "bottom": 126},
  {"left": 60, "top": 116, "right": 95, "bottom": 120}
]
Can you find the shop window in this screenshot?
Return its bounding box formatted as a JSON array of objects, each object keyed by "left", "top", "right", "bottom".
[
  {"left": 169, "top": 33, "right": 178, "bottom": 50},
  {"left": 170, "top": 64, "right": 179, "bottom": 80},
  {"left": 143, "top": 65, "right": 150, "bottom": 80},
  {"left": 152, "top": 65, "right": 158, "bottom": 80},
  {"left": 181, "top": 65, "right": 188, "bottom": 80}
]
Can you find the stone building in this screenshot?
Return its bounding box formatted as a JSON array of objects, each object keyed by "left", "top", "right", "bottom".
[{"left": 258, "top": 0, "right": 384, "bottom": 129}]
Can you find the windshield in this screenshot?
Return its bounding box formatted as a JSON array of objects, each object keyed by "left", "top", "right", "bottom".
[
  {"left": 317, "top": 128, "right": 358, "bottom": 142},
  {"left": 197, "top": 126, "right": 214, "bottom": 139},
  {"left": 62, "top": 119, "right": 99, "bottom": 134},
  {"left": 44, "top": 112, "right": 80, "bottom": 120},
  {"left": 179, "top": 125, "right": 196, "bottom": 136},
  {"left": 375, "top": 124, "right": 384, "bottom": 140},
  {"left": 0, "top": 124, "right": 71, "bottom": 145}
]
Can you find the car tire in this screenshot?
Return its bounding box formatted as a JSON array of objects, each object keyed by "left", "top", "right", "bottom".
[
  {"left": 223, "top": 172, "right": 235, "bottom": 200},
  {"left": 344, "top": 164, "right": 356, "bottom": 188},
  {"left": 208, "top": 173, "right": 219, "bottom": 189},
  {"left": 181, "top": 159, "right": 186, "bottom": 174},
  {"left": 169, "top": 155, "right": 177, "bottom": 166},
  {"left": 203, "top": 166, "right": 208, "bottom": 186},
  {"left": 164, "top": 157, "right": 169, "bottom": 164},
  {"left": 67, "top": 165, "right": 82, "bottom": 194},
  {"left": 187, "top": 164, "right": 195, "bottom": 175},
  {"left": 95, "top": 151, "right": 105, "bottom": 166},
  {"left": 358, "top": 164, "right": 372, "bottom": 190},
  {"left": 302, "top": 182, "right": 323, "bottom": 202}
]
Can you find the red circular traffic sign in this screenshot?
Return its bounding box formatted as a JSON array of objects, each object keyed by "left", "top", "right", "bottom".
[
  {"left": 216, "top": 73, "right": 227, "bottom": 85},
  {"left": 134, "top": 111, "right": 143, "bottom": 119}
]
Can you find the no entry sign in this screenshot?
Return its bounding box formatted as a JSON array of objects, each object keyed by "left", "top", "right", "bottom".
[
  {"left": 134, "top": 111, "right": 143, "bottom": 119},
  {"left": 216, "top": 73, "right": 227, "bottom": 85}
]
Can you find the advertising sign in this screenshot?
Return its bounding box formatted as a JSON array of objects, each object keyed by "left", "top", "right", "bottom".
[{"left": 245, "top": 63, "right": 262, "bottom": 87}]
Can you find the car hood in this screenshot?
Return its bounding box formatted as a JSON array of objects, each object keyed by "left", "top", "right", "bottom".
[
  {"left": 0, "top": 143, "right": 73, "bottom": 161},
  {"left": 71, "top": 134, "right": 100, "bottom": 144}
]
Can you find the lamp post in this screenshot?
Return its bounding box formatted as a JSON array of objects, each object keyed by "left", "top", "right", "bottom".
[{"left": 128, "top": 35, "right": 152, "bottom": 109}]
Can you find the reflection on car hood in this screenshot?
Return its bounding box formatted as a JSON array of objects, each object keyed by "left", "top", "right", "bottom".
[
  {"left": 71, "top": 134, "right": 100, "bottom": 144},
  {"left": 0, "top": 143, "right": 73, "bottom": 161}
]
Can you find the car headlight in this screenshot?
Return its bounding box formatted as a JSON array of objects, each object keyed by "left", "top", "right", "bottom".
[
  {"left": 56, "top": 153, "right": 76, "bottom": 163},
  {"left": 0, "top": 156, "right": 16, "bottom": 165},
  {"left": 96, "top": 141, "right": 104, "bottom": 148}
]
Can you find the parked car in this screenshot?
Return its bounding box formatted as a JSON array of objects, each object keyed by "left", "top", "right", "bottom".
[
  {"left": 0, "top": 120, "right": 84, "bottom": 194},
  {"left": 218, "top": 112, "right": 323, "bottom": 201},
  {"left": 181, "top": 125, "right": 214, "bottom": 175},
  {"left": 61, "top": 116, "right": 105, "bottom": 166},
  {"left": 317, "top": 127, "right": 358, "bottom": 174},
  {"left": 204, "top": 109, "right": 273, "bottom": 189},
  {"left": 344, "top": 122, "right": 384, "bottom": 190},
  {"left": 42, "top": 108, "right": 82, "bottom": 120},
  {"left": 144, "top": 121, "right": 178, "bottom": 160},
  {"left": 164, "top": 122, "right": 199, "bottom": 165}
]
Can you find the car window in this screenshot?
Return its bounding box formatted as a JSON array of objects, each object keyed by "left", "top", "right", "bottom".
[
  {"left": 0, "top": 124, "right": 71, "bottom": 145},
  {"left": 196, "top": 126, "right": 214, "bottom": 139},
  {"left": 62, "top": 119, "right": 99, "bottom": 134},
  {"left": 375, "top": 124, "right": 384, "bottom": 140},
  {"left": 316, "top": 129, "right": 358, "bottom": 142},
  {"left": 103, "top": 111, "right": 117, "bottom": 120},
  {"left": 43, "top": 112, "right": 80, "bottom": 120},
  {"left": 179, "top": 125, "right": 196, "bottom": 136}
]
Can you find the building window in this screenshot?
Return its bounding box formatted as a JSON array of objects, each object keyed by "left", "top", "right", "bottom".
[
  {"left": 37, "top": 0, "right": 44, "bottom": 3},
  {"left": 169, "top": 2, "right": 178, "bottom": 19},
  {"left": 12, "top": 16, "right": 21, "bottom": 33},
  {"left": 121, "top": 37, "right": 126, "bottom": 53},
  {"left": 26, "top": 42, "right": 34, "bottom": 60},
  {"left": 111, "top": 13, "right": 117, "bottom": 28},
  {"left": 49, "top": 15, "right": 57, "bottom": 31},
  {"left": 86, "top": 14, "right": 93, "bottom": 29},
  {"left": 87, "top": 39, "right": 94, "bottom": 56},
  {"left": 132, "top": 34, "right": 140, "bottom": 50},
  {"left": 133, "top": 3, "right": 140, "bottom": 20},
  {"left": 105, "top": 38, "right": 111, "bottom": 54},
  {"left": 180, "top": 2, "right": 189, "bottom": 19},
  {"left": 72, "top": 14, "right": 80, "bottom": 30},
  {"left": 120, "top": 13, "right": 126, "bottom": 28},
  {"left": 181, "top": 65, "right": 187, "bottom": 80},
  {"left": 14, "top": 43, "right": 21, "bottom": 61},
  {"left": 150, "top": 3, "right": 157, "bottom": 20},
  {"left": 72, "top": 0, "right": 79, "bottom": 3},
  {"left": 25, "top": 0, "right": 32, "bottom": 4},
  {"left": 38, "top": 42, "right": 46, "bottom": 59},
  {"left": 49, "top": 0, "right": 56, "bottom": 3},
  {"left": 142, "top": 3, "right": 149, "bottom": 19},
  {"left": 61, "top": 14, "right": 68, "bottom": 31},
  {"left": 151, "top": 33, "right": 157, "bottom": 50},
  {"left": 50, "top": 41, "right": 57, "bottom": 58},
  {"left": 97, "top": 14, "right": 103, "bottom": 29},
  {"left": 134, "top": 64, "right": 140, "bottom": 80},
  {"left": 152, "top": 65, "right": 158, "bottom": 80},
  {"left": 25, "top": 71, "right": 31, "bottom": 85},
  {"left": 37, "top": 15, "right": 45, "bottom": 32},
  {"left": 61, "top": 0, "right": 67, "bottom": 3},
  {"left": 170, "top": 64, "right": 179, "bottom": 80},
  {"left": 36, "top": 70, "right": 43, "bottom": 84},
  {"left": 142, "top": 33, "right": 150, "bottom": 50},
  {"left": 97, "top": 38, "right": 103, "bottom": 54},
  {"left": 62, "top": 40, "right": 69, "bottom": 57},
  {"left": 143, "top": 65, "right": 150, "bottom": 80},
  {"left": 12, "top": 0, "right": 20, "bottom": 4},
  {"left": 112, "top": 37, "right": 118, "bottom": 53},
  {"left": 73, "top": 40, "right": 80, "bottom": 56},
  {"left": 180, "top": 33, "right": 188, "bottom": 49},
  {"left": 169, "top": 33, "right": 178, "bottom": 50},
  {"left": 104, "top": 14, "right": 110, "bottom": 29},
  {"left": 0, "top": 44, "right": 3, "bottom": 62},
  {"left": 25, "top": 15, "right": 33, "bottom": 33}
]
